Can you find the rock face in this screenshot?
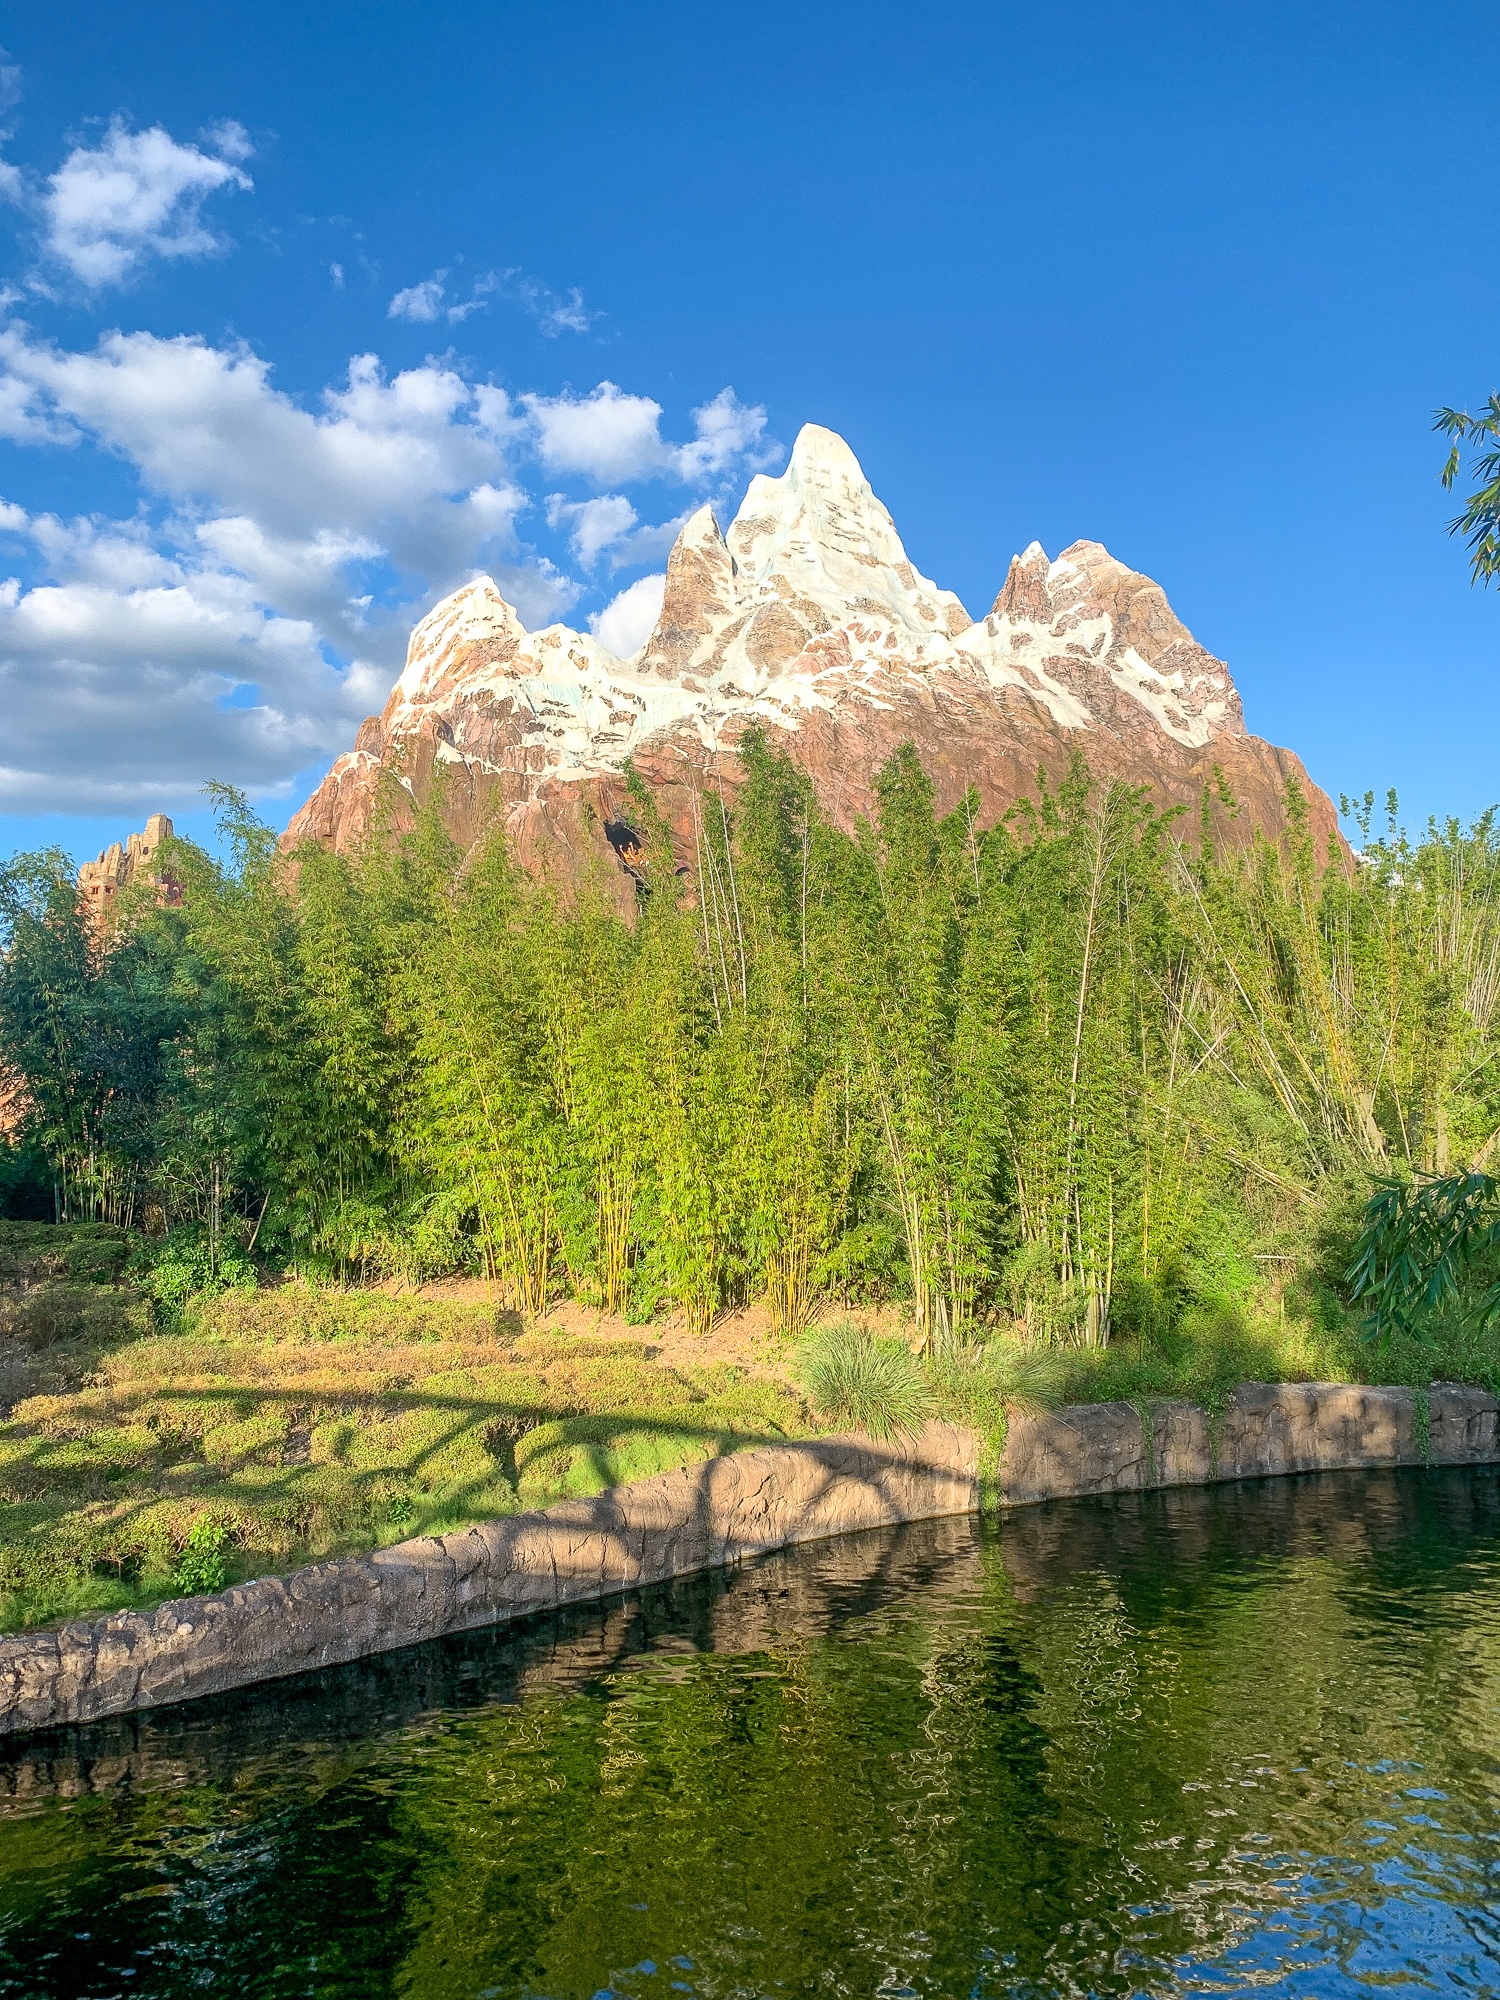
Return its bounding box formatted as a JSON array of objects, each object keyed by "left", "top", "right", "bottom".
[
  {"left": 286, "top": 425, "right": 1339, "bottom": 882},
  {"left": 77, "top": 814, "right": 180, "bottom": 930}
]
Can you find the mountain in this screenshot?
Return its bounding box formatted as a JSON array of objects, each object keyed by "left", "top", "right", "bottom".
[{"left": 286, "top": 424, "right": 1339, "bottom": 883}]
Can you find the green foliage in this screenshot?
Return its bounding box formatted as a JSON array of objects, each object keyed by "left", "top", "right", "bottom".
[
  {"left": 5, "top": 748, "right": 1500, "bottom": 1379},
  {"left": 173, "top": 1516, "right": 231, "bottom": 1595},
  {"left": 1348, "top": 1170, "right": 1500, "bottom": 1342},
  {"left": 132, "top": 1227, "right": 258, "bottom": 1324},
  {"left": 796, "top": 1321, "right": 933, "bottom": 1440},
  {"left": 1436, "top": 395, "right": 1500, "bottom": 583}
]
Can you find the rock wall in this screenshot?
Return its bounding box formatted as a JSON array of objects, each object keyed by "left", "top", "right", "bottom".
[
  {"left": 998, "top": 1380, "right": 1498, "bottom": 1504},
  {"left": 2, "top": 1381, "right": 1496, "bottom": 1738},
  {"left": 0, "top": 1425, "right": 979, "bottom": 1737}
]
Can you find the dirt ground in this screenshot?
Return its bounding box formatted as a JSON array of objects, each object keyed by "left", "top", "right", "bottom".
[{"left": 384, "top": 1278, "right": 910, "bottom": 1382}]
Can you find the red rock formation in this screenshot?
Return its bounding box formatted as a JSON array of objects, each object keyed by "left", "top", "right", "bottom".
[
  {"left": 286, "top": 426, "right": 1340, "bottom": 888},
  {"left": 78, "top": 814, "right": 182, "bottom": 931}
]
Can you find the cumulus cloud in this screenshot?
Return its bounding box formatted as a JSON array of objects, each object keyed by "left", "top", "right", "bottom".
[
  {"left": 526, "top": 382, "right": 668, "bottom": 485},
  {"left": 547, "top": 492, "right": 697, "bottom": 570},
  {"left": 39, "top": 119, "right": 252, "bottom": 288},
  {"left": 525, "top": 381, "right": 778, "bottom": 486},
  {"left": 0, "top": 328, "right": 524, "bottom": 578},
  {"left": 0, "top": 316, "right": 776, "bottom": 811},
  {"left": 589, "top": 572, "right": 665, "bottom": 658},
  {"left": 0, "top": 547, "right": 378, "bottom": 812},
  {"left": 546, "top": 492, "right": 637, "bottom": 567},
  {"left": 0, "top": 325, "right": 583, "bottom": 809},
  {"left": 677, "top": 387, "right": 776, "bottom": 479}
]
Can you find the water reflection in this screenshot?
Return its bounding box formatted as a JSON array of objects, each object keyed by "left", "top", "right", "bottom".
[{"left": 1, "top": 1467, "right": 1499, "bottom": 1997}]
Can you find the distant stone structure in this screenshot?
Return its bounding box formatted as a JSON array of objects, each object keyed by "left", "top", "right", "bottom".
[
  {"left": 0, "top": 1073, "right": 27, "bottom": 1143},
  {"left": 78, "top": 814, "right": 181, "bottom": 927}
]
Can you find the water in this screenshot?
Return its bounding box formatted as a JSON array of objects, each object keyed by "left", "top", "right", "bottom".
[{"left": 1, "top": 1469, "right": 1499, "bottom": 1998}]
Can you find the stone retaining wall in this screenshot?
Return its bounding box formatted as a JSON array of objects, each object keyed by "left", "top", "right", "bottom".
[
  {"left": 0, "top": 1425, "right": 979, "bottom": 1737},
  {"left": 2, "top": 1380, "right": 1496, "bottom": 1738},
  {"left": 998, "top": 1379, "right": 1499, "bottom": 1504}
]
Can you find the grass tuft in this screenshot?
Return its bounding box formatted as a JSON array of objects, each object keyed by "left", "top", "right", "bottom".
[{"left": 796, "top": 1321, "right": 933, "bottom": 1441}]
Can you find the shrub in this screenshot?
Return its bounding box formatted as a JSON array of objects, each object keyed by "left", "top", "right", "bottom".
[
  {"left": 173, "top": 1517, "right": 231, "bottom": 1596},
  {"left": 63, "top": 1234, "right": 129, "bottom": 1286},
  {"left": 134, "top": 1229, "right": 258, "bottom": 1323},
  {"left": 933, "top": 1339, "right": 1068, "bottom": 1416},
  {"left": 796, "top": 1321, "right": 933, "bottom": 1440}
]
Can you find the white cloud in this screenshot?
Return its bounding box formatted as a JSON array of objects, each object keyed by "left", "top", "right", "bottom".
[
  {"left": 546, "top": 491, "right": 637, "bottom": 567},
  {"left": 0, "top": 318, "right": 771, "bottom": 810},
  {"left": 0, "top": 326, "right": 583, "bottom": 808},
  {"left": 200, "top": 120, "right": 253, "bottom": 165},
  {"left": 589, "top": 572, "right": 665, "bottom": 659},
  {"left": 678, "top": 388, "right": 777, "bottom": 479},
  {"left": 0, "top": 329, "right": 519, "bottom": 573},
  {"left": 389, "top": 270, "right": 499, "bottom": 325},
  {"left": 447, "top": 270, "right": 498, "bottom": 323},
  {"left": 526, "top": 382, "right": 668, "bottom": 485},
  {"left": 0, "top": 559, "right": 375, "bottom": 811},
  {"left": 28, "top": 509, "right": 181, "bottom": 590},
  {"left": 547, "top": 492, "right": 696, "bottom": 570},
  {"left": 40, "top": 119, "right": 252, "bottom": 288},
  {"left": 388, "top": 275, "right": 445, "bottom": 322},
  {"left": 524, "top": 380, "right": 779, "bottom": 486},
  {"left": 517, "top": 277, "right": 596, "bottom": 336}
]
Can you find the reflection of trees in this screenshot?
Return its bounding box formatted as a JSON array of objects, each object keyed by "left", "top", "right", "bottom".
[
  {"left": 381, "top": 1480, "right": 1500, "bottom": 1998},
  {"left": 4, "top": 1473, "right": 1500, "bottom": 1997}
]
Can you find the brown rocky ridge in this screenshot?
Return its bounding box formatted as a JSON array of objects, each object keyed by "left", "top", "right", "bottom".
[
  {"left": 78, "top": 814, "right": 181, "bottom": 930},
  {"left": 286, "top": 425, "right": 1339, "bottom": 887}
]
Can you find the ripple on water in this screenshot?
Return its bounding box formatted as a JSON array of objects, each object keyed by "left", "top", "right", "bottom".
[{"left": 1, "top": 1468, "right": 1500, "bottom": 1997}]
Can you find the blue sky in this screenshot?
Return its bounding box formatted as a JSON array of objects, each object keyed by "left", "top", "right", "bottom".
[{"left": 0, "top": 0, "right": 1495, "bottom": 866}]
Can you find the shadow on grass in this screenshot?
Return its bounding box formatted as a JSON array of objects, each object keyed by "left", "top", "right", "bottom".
[{"left": 0, "top": 1380, "right": 815, "bottom": 1633}]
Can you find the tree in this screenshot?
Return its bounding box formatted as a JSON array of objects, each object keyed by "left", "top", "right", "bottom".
[
  {"left": 0, "top": 848, "right": 189, "bottom": 1224},
  {"left": 1435, "top": 395, "right": 1500, "bottom": 583}
]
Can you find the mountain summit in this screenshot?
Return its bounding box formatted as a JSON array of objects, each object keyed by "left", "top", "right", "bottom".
[{"left": 288, "top": 425, "right": 1337, "bottom": 875}]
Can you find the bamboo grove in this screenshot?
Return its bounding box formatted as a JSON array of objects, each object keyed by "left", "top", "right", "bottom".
[{"left": 4, "top": 739, "right": 1500, "bottom": 1352}]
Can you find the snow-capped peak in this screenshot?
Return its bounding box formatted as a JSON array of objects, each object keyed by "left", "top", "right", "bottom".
[
  {"left": 397, "top": 575, "right": 526, "bottom": 706},
  {"left": 953, "top": 539, "right": 1245, "bottom": 747},
  {"left": 292, "top": 423, "right": 1279, "bottom": 867},
  {"left": 722, "top": 422, "right": 970, "bottom": 646}
]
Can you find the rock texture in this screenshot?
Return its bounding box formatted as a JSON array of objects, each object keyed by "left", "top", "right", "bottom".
[
  {"left": 998, "top": 1380, "right": 1498, "bottom": 1505},
  {"left": 286, "top": 426, "right": 1340, "bottom": 887},
  {"left": 1, "top": 1383, "right": 1495, "bottom": 1738},
  {"left": 77, "top": 814, "right": 180, "bottom": 930}
]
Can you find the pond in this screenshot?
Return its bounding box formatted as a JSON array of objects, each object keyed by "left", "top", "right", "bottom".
[{"left": 1, "top": 1467, "right": 1498, "bottom": 1997}]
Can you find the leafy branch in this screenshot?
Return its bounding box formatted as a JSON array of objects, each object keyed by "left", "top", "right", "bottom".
[
  {"left": 1435, "top": 395, "right": 1500, "bottom": 584},
  {"left": 1347, "top": 1169, "right": 1500, "bottom": 1340}
]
